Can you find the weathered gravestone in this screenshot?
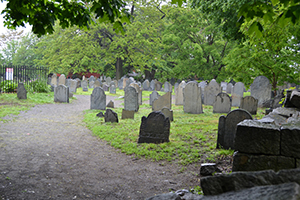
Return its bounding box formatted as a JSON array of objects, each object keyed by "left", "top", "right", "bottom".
[
  {"left": 122, "top": 109, "right": 135, "bottom": 119},
  {"left": 69, "top": 79, "right": 77, "bottom": 93},
  {"left": 89, "top": 80, "right": 95, "bottom": 88},
  {"left": 240, "top": 96, "right": 258, "bottom": 115},
  {"left": 217, "top": 109, "right": 253, "bottom": 149},
  {"left": 109, "top": 84, "right": 116, "bottom": 94},
  {"left": 138, "top": 111, "right": 170, "bottom": 144},
  {"left": 102, "top": 84, "right": 109, "bottom": 91},
  {"left": 175, "top": 81, "right": 186, "bottom": 105},
  {"left": 113, "top": 80, "right": 118, "bottom": 88},
  {"left": 106, "top": 77, "right": 112, "bottom": 85},
  {"left": 58, "top": 74, "right": 66, "bottom": 85},
  {"left": 94, "top": 79, "right": 101, "bottom": 88},
  {"left": 17, "top": 82, "right": 27, "bottom": 99},
  {"left": 125, "top": 77, "right": 135, "bottom": 90},
  {"left": 106, "top": 100, "right": 114, "bottom": 108},
  {"left": 251, "top": 76, "right": 272, "bottom": 107},
  {"left": 104, "top": 109, "right": 118, "bottom": 123},
  {"left": 75, "top": 78, "right": 81, "bottom": 88},
  {"left": 232, "top": 82, "right": 245, "bottom": 107},
  {"left": 161, "top": 107, "right": 173, "bottom": 121},
  {"left": 149, "top": 91, "right": 160, "bottom": 106},
  {"left": 50, "top": 74, "right": 57, "bottom": 87},
  {"left": 124, "top": 86, "right": 139, "bottom": 112},
  {"left": 142, "top": 79, "right": 150, "bottom": 91},
  {"left": 150, "top": 80, "right": 156, "bottom": 91},
  {"left": 118, "top": 78, "right": 124, "bottom": 90},
  {"left": 183, "top": 82, "right": 203, "bottom": 114},
  {"left": 221, "top": 81, "right": 227, "bottom": 92},
  {"left": 89, "top": 75, "right": 95, "bottom": 82},
  {"left": 204, "top": 79, "right": 221, "bottom": 105},
  {"left": 155, "top": 81, "right": 162, "bottom": 91},
  {"left": 164, "top": 81, "right": 172, "bottom": 93},
  {"left": 122, "top": 78, "right": 128, "bottom": 89},
  {"left": 213, "top": 93, "right": 231, "bottom": 113},
  {"left": 90, "top": 87, "right": 106, "bottom": 110},
  {"left": 198, "top": 81, "right": 207, "bottom": 93},
  {"left": 81, "top": 80, "right": 88, "bottom": 92},
  {"left": 54, "top": 85, "right": 69, "bottom": 103},
  {"left": 152, "top": 92, "right": 172, "bottom": 111},
  {"left": 226, "top": 83, "right": 233, "bottom": 94},
  {"left": 174, "top": 82, "right": 179, "bottom": 94},
  {"left": 130, "top": 82, "right": 142, "bottom": 105}
]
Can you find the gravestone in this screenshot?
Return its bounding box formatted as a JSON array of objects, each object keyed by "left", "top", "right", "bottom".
[
  {"left": 122, "top": 109, "right": 135, "bottom": 119},
  {"left": 113, "top": 80, "right": 118, "bottom": 88},
  {"left": 164, "top": 81, "right": 172, "bottom": 93},
  {"left": 82, "top": 76, "right": 86, "bottom": 80},
  {"left": 150, "top": 91, "right": 160, "bottom": 106},
  {"left": 232, "top": 82, "right": 245, "bottom": 107},
  {"left": 183, "top": 82, "right": 203, "bottom": 114},
  {"left": 58, "top": 74, "right": 66, "bottom": 85},
  {"left": 89, "top": 80, "right": 95, "bottom": 88},
  {"left": 90, "top": 87, "right": 106, "bottom": 110},
  {"left": 106, "top": 100, "right": 114, "bottom": 108},
  {"left": 170, "top": 78, "right": 175, "bottom": 86},
  {"left": 213, "top": 93, "right": 231, "bottom": 113},
  {"left": 94, "top": 80, "right": 101, "bottom": 88},
  {"left": 130, "top": 82, "right": 142, "bottom": 105},
  {"left": 221, "top": 82, "right": 227, "bottom": 92},
  {"left": 240, "top": 96, "right": 258, "bottom": 115},
  {"left": 75, "top": 78, "right": 81, "bottom": 88},
  {"left": 81, "top": 80, "right": 88, "bottom": 91},
  {"left": 102, "top": 84, "right": 109, "bottom": 91},
  {"left": 65, "top": 79, "right": 70, "bottom": 87},
  {"left": 226, "top": 83, "right": 233, "bottom": 94},
  {"left": 104, "top": 109, "right": 118, "bottom": 123},
  {"left": 106, "top": 77, "right": 112, "bottom": 85},
  {"left": 69, "top": 79, "right": 77, "bottom": 93},
  {"left": 138, "top": 111, "right": 170, "bottom": 144},
  {"left": 152, "top": 92, "right": 172, "bottom": 111},
  {"left": 118, "top": 78, "right": 124, "bottom": 90},
  {"left": 155, "top": 81, "right": 162, "bottom": 91},
  {"left": 17, "top": 82, "right": 27, "bottom": 99},
  {"left": 204, "top": 79, "right": 221, "bottom": 105},
  {"left": 109, "top": 84, "right": 116, "bottom": 94},
  {"left": 198, "top": 81, "right": 207, "bottom": 94},
  {"left": 251, "top": 76, "right": 272, "bottom": 107},
  {"left": 125, "top": 77, "right": 135, "bottom": 90},
  {"left": 122, "top": 78, "right": 128, "bottom": 89},
  {"left": 217, "top": 109, "right": 253, "bottom": 149},
  {"left": 124, "top": 86, "right": 139, "bottom": 112},
  {"left": 143, "top": 79, "right": 150, "bottom": 91},
  {"left": 174, "top": 82, "right": 179, "bottom": 94},
  {"left": 161, "top": 107, "right": 173, "bottom": 121},
  {"left": 150, "top": 80, "right": 156, "bottom": 91},
  {"left": 54, "top": 85, "right": 69, "bottom": 103},
  {"left": 175, "top": 81, "right": 186, "bottom": 105},
  {"left": 89, "top": 75, "right": 95, "bottom": 82},
  {"left": 51, "top": 74, "right": 57, "bottom": 87}
]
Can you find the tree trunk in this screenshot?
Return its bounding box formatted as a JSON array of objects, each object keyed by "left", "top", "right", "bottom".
[
  {"left": 115, "top": 58, "right": 123, "bottom": 80},
  {"left": 144, "top": 69, "right": 156, "bottom": 81}
]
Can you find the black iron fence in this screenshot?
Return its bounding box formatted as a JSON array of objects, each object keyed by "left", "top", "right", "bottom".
[{"left": 0, "top": 65, "right": 49, "bottom": 93}]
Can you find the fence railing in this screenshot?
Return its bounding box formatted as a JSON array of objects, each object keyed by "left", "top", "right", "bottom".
[{"left": 0, "top": 65, "right": 49, "bottom": 93}]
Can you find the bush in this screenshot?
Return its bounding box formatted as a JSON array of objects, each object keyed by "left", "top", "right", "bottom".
[
  {"left": 0, "top": 80, "right": 17, "bottom": 92},
  {"left": 26, "top": 80, "right": 51, "bottom": 93}
]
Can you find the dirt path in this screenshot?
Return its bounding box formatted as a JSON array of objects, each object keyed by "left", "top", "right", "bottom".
[{"left": 0, "top": 95, "right": 199, "bottom": 200}]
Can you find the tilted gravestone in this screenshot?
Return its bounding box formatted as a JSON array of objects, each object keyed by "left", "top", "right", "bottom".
[
  {"left": 149, "top": 91, "right": 160, "bottom": 106},
  {"left": 54, "top": 85, "right": 69, "bottom": 103},
  {"left": 213, "top": 93, "right": 231, "bottom": 113},
  {"left": 183, "top": 82, "right": 203, "bottom": 114},
  {"left": 58, "top": 74, "right": 66, "bottom": 85},
  {"left": 138, "top": 111, "right": 170, "bottom": 144},
  {"left": 17, "top": 82, "right": 27, "bottom": 99},
  {"left": 150, "top": 79, "right": 156, "bottom": 91},
  {"left": 130, "top": 82, "right": 142, "bottom": 105},
  {"left": 251, "top": 76, "right": 272, "bottom": 107},
  {"left": 122, "top": 109, "right": 134, "bottom": 119},
  {"left": 226, "top": 83, "right": 233, "bottom": 94},
  {"left": 81, "top": 80, "right": 88, "bottom": 92},
  {"left": 217, "top": 109, "right": 253, "bottom": 149},
  {"left": 161, "top": 107, "right": 173, "bottom": 121},
  {"left": 164, "top": 81, "right": 172, "bottom": 93},
  {"left": 69, "top": 79, "right": 77, "bottom": 93},
  {"left": 204, "top": 79, "right": 221, "bottom": 105},
  {"left": 175, "top": 81, "right": 186, "bottom": 105},
  {"left": 104, "top": 109, "right": 118, "bottom": 123},
  {"left": 90, "top": 87, "right": 106, "bottom": 110},
  {"left": 232, "top": 82, "right": 245, "bottom": 107},
  {"left": 152, "top": 92, "right": 172, "bottom": 111},
  {"left": 240, "top": 96, "right": 258, "bottom": 115},
  {"left": 124, "top": 86, "right": 139, "bottom": 112},
  {"left": 142, "top": 79, "right": 150, "bottom": 91}
]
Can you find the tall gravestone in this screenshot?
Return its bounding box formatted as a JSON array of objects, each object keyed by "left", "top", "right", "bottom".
[
  {"left": 138, "top": 111, "right": 170, "bottom": 144},
  {"left": 150, "top": 91, "right": 160, "bottom": 106},
  {"left": 217, "top": 109, "right": 253, "bottom": 149},
  {"left": 122, "top": 78, "right": 128, "bottom": 90},
  {"left": 152, "top": 92, "right": 172, "bottom": 111},
  {"left": 58, "top": 74, "right": 66, "bottom": 85},
  {"left": 90, "top": 87, "right": 106, "bottom": 110},
  {"left": 174, "top": 82, "right": 179, "bottom": 94},
  {"left": 17, "top": 82, "right": 27, "bottom": 99},
  {"left": 54, "top": 85, "right": 69, "bottom": 103},
  {"left": 226, "top": 83, "right": 233, "bottom": 94},
  {"left": 142, "top": 79, "right": 150, "bottom": 91},
  {"left": 109, "top": 84, "right": 116, "bottom": 94},
  {"left": 51, "top": 74, "right": 57, "bottom": 87},
  {"left": 183, "top": 82, "right": 203, "bottom": 114},
  {"left": 213, "top": 93, "right": 231, "bottom": 113},
  {"left": 106, "top": 77, "right": 112, "bottom": 85},
  {"left": 175, "top": 81, "right": 186, "bottom": 105},
  {"left": 251, "top": 76, "right": 272, "bottom": 107},
  {"left": 130, "top": 82, "right": 142, "bottom": 105},
  {"left": 81, "top": 80, "right": 88, "bottom": 91},
  {"left": 69, "top": 79, "right": 77, "bottom": 93},
  {"left": 124, "top": 86, "right": 139, "bottom": 112},
  {"left": 164, "top": 81, "right": 172, "bottom": 93},
  {"left": 232, "top": 82, "right": 245, "bottom": 107},
  {"left": 240, "top": 96, "right": 258, "bottom": 115},
  {"left": 150, "top": 80, "right": 156, "bottom": 91},
  {"left": 204, "top": 79, "right": 221, "bottom": 105},
  {"left": 118, "top": 78, "right": 124, "bottom": 90},
  {"left": 221, "top": 82, "right": 227, "bottom": 92}
]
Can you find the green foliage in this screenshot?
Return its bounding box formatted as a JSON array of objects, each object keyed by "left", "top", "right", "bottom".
[
  {"left": 0, "top": 80, "right": 17, "bottom": 92},
  {"left": 279, "top": 86, "right": 296, "bottom": 105},
  {"left": 25, "top": 80, "right": 51, "bottom": 93}
]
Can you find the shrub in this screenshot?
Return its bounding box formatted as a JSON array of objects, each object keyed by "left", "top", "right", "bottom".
[
  {"left": 0, "top": 80, "right": 17, "bottom": 92},
  {"left": 26, "top": 80, "right": 51, "bottom": 93}
]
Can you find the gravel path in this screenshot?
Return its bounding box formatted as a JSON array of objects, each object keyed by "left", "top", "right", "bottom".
[{"left": 0, "top": 95, "right": 199, "bottom": 200}]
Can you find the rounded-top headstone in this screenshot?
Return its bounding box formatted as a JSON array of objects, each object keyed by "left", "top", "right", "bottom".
[{"left": 251, "top": 76, "right": 271, "bottom": 107}]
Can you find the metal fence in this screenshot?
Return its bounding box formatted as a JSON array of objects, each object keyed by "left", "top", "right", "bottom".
[{"left": 0, "top": 65, "right": 49, "bottom": 93}]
